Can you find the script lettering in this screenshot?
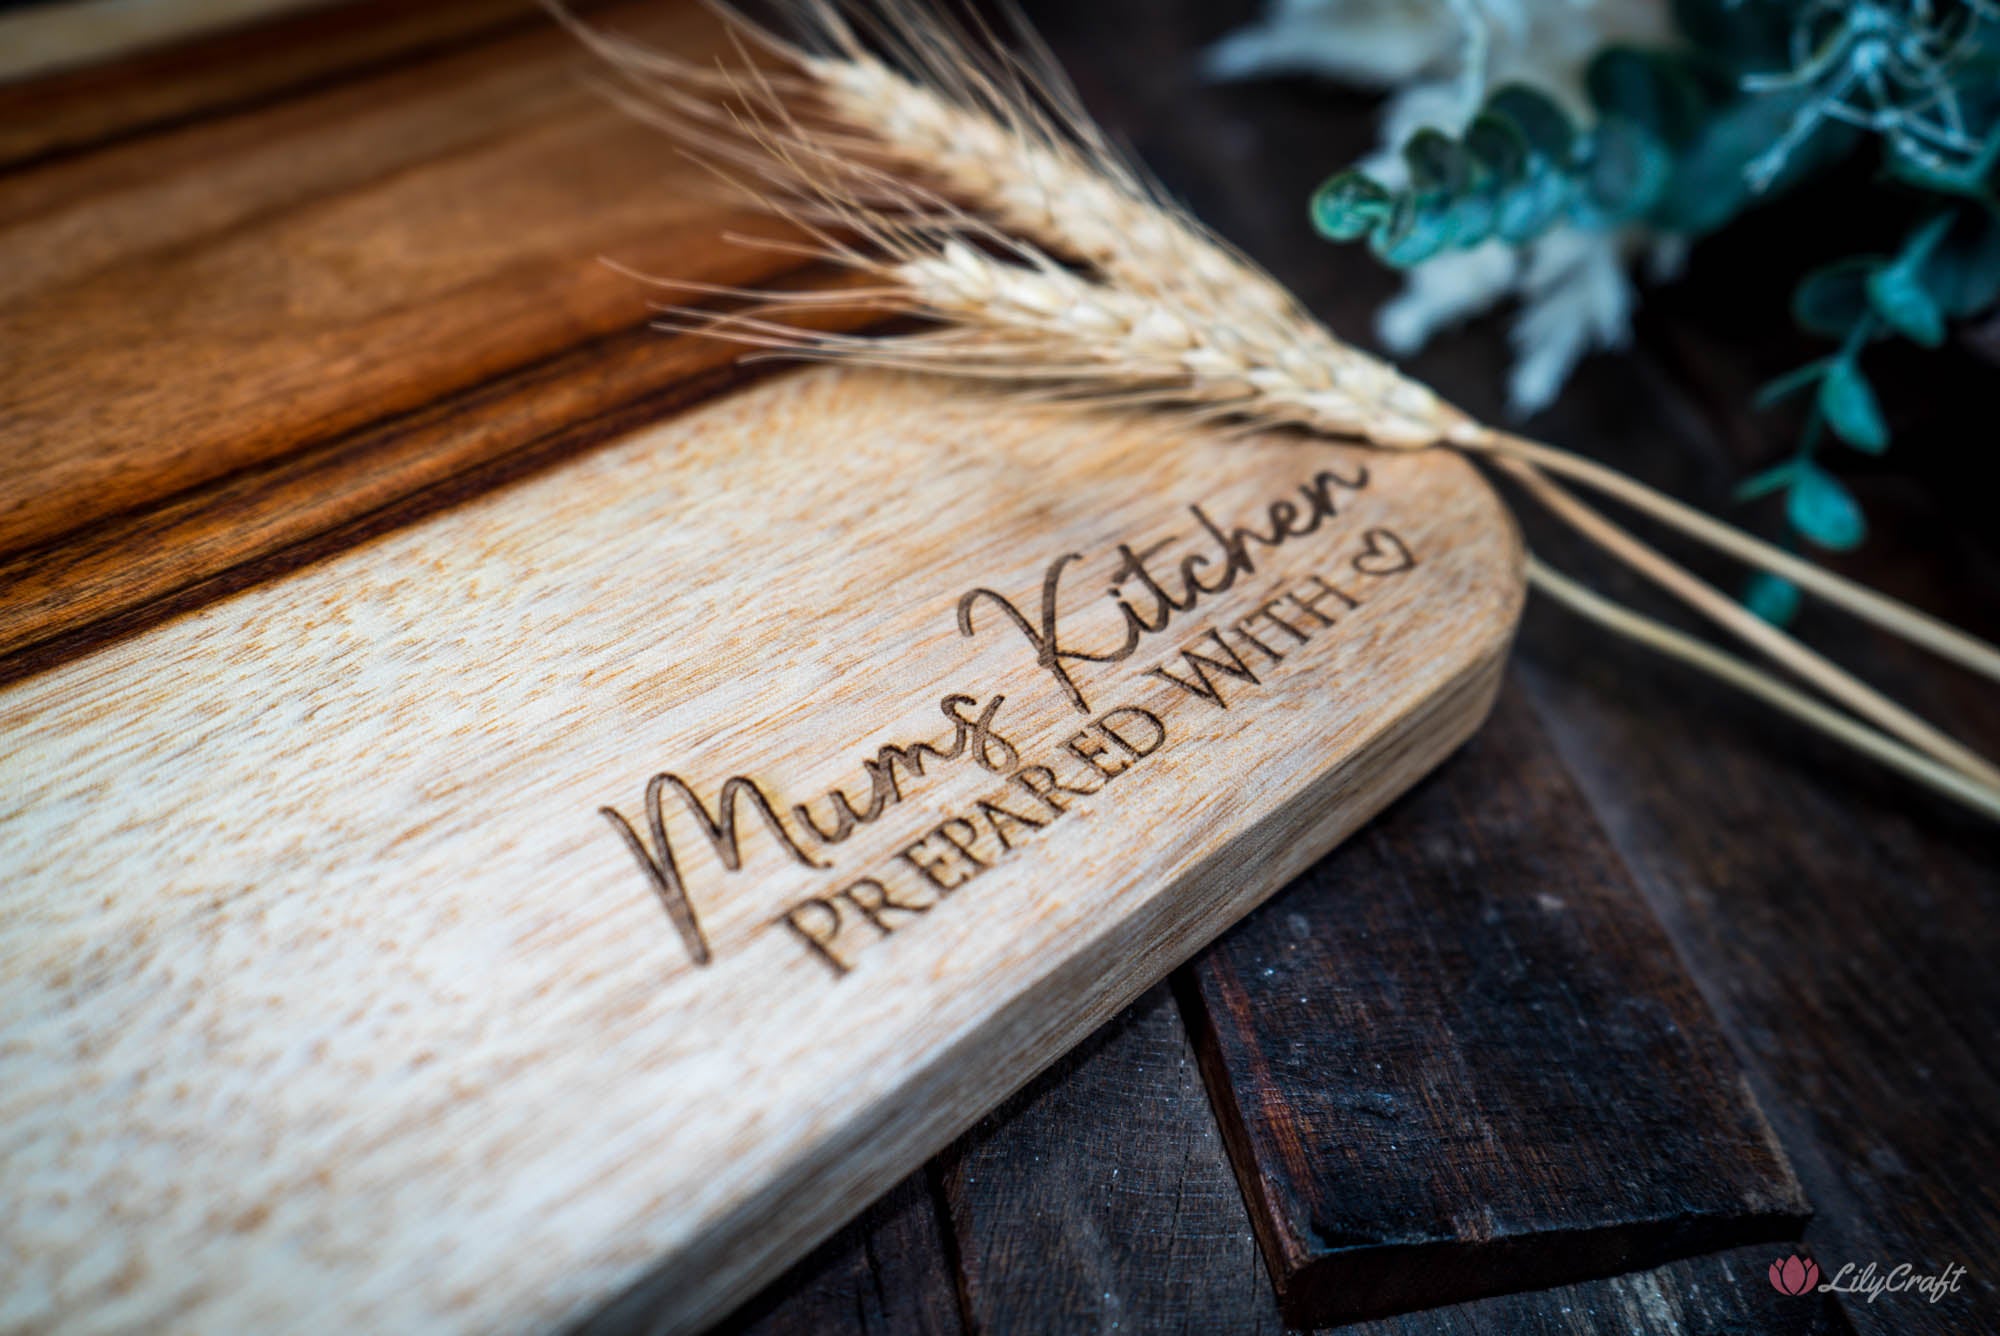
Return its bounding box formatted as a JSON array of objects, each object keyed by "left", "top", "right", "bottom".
[{"left": 598, "top": 467, "right": 1425, "bottom": 975}]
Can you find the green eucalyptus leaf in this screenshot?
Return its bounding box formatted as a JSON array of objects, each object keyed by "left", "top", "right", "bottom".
[
  {"left": 1743, "top": 571, "right": 1802, "bottom": 627},
  {"left": 1371, "top": 191, "right": 1452, "bottom": 266},
  {"left": 1793, "top": 259, "right": 1882, "bottom": 339},
  {"left": 1583, "top": 116, "right": 1670, "bottom": 221},
  {"left": 1755, "top": 358, "right": 1832, "bottom": 408},
  {"left": 1384, "top": 130, "right": 1476, "bottom": 259},
  {"left": 1404, "top": 128, "right": 1471, "bottom": 194},
  {"left": 1896, "top": 212, "right": 1955, "bottom": 264},
  {"left": 1883, "top": 145, "right": 1975, "bottom": 198},
  {"left": 1586, "top": 48, "right": 1706, "bottom": 148},
  {"left": 1408, "top": 127, "right": 1504, "bottom": 245},
  {"left": 1494, "top": 165, "right": 1572, "bottom": 243},
  {"left": 1922, "top": 212, "right": 2000, "bottom": 318},
  {"left": 1817, "top": 360, "right": 1889, "bottom": 453},
  {"left": 1454, "top": 114, "right": 1526, "bottom": 247},
  {"left": 1868, "top": 262, "right": 1946, "bottom": 345},
  {"left": 1485, "top": 84, "right": 1576, "bottom": 168},
  {"left": 1886, "top": 125, "right": 2000, "bottom": 203},
  {"left": 1463, "top": 113, "right": 1530, "bottom": 182},
  {"left": 1447, "top": 190, "right": 1499, "bottom": 249},
  {"left": 1867, "top": 214, "right": 1952, "bottom": 345},
  {"left": 1786, "top": 466, "right": 1867, "bottom": 551},
  {"left": 1476, "top": 85, "right": 1587, "bottom": 243},
  {"left": 1311, "top": 172, "right": 1394, "bottom": 242}
]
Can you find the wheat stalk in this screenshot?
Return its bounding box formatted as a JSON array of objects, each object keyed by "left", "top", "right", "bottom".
[
  {"left": 1526, "top": 559, "right": 2000, "bottom": 823},
  {"left": 565, "top": 0, "right": 2000, "bottom": 815}
]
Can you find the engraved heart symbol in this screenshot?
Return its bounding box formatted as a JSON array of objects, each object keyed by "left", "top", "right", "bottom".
[{"left": 1352, "top": 527, "right": 1417, "bottom": 577}]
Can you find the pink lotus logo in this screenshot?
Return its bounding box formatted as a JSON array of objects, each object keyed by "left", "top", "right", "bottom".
[{"left": 1770, "top": 1255, "right": 1822, "bottom": 1296}]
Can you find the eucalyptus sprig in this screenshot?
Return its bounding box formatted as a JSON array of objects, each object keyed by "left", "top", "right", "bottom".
[{"left": 1309, "top": 0, "right": 2000, "bottom": 619}]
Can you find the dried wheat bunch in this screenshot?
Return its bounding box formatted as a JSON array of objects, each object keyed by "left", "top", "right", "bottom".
[
  {"left": 560, "top": 0, "right": 1465, "bottom": 447},
  {"left": 557, "top": 0, "right": 2000, "bottom": 819}
]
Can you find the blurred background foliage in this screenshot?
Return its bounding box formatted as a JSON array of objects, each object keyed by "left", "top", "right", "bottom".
[{"left": 1214, "top": 0, "right": 2000, "bottom": 620}]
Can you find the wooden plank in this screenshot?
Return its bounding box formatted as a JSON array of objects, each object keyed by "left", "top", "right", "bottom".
[
  {"left": 0, "top": 0, "right": 728, "bottom": 549},
  {"left": 938, "top": 983, "right": 1285, "bottom": 1335},
  {"left": 589, "top": 1171, "right": 963, "bottom": 1336},
  {"left": 0, "top": 0, "right": 347, "bottom": 86},
  {"left": 1181, "top": 680, "right": 1809, "bottom": 1327},
  {"left": 739, "top": 957, "right": 1845, "bottom": 1336},
  {"left": 0, "top": 0, "right": 546, "bottom": 167},
  {"left": 0, "top": 366, "right": 1524, "bottom": 1333},
  {"left": 1331, "top": 1246, "right": 1855, "bottom": 1335},
  {"left": 0, "top": 0, "right": 834, "bottom": 670}
]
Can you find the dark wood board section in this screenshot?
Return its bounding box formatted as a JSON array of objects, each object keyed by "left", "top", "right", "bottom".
[
  {"left": 0, "top": 0, "right": 546, "bottom": 170},
  {"left": 707, "top": 976, "right": 1847, "bottom": 1336},
  {"left": 1179, "top": 682, "right": 1808, "bottom": 1326},
  {"left": 609, "top": 1171, "right": 963, "bottom": 1336},
  {"left": 0, "top": 0, "right": 850, "bottom": 675},
  {"left": 937, "top": 984, "right": 1285, "bottom": 1336}
]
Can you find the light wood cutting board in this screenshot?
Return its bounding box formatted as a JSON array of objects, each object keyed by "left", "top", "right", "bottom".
[{"left": 0, "top": 365, "right": 1522, "bottom": 1333}]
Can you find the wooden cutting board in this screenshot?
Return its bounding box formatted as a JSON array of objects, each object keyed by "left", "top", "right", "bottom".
[
  {"left": 0, "top": 0, "right": 1527, "bottom": 1328},
  {"left": 0, "top": 364, "right": 1523, "bottom": 1332}
]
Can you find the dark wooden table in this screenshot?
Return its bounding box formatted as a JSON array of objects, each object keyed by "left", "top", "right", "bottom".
[{"left": 687, "top": 2, "right": 2000, "bottom": 1332}]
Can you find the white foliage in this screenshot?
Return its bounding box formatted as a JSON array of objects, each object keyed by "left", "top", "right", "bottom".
[
  {"left": 1509, "top": 227, "right": 1635, "bottom": 414},
  {"left": 1376, "top": 240, "right": 1517, "bottom": 354},
  {"left": 1205, "top": 0, "right": 1477, "bottom": 89},
  {"left": 1209, "top": 0, "right": 1673, "bottom": 415}
]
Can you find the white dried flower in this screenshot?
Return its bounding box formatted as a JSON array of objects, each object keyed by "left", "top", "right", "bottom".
[{"left": 1209, "top": 0, "right": 1672, "bottom": 416}]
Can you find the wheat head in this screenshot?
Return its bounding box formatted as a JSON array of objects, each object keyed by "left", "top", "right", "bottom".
[{"left": 565, "top": 0, "right": 1473, "bottom": 451}]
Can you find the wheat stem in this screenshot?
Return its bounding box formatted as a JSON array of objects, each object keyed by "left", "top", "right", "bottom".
[
  {"left": 1498, "top": 458, "right": 2000, "bottom": 790},
  {"left": 1465, "top": 426, "right": 2000, "bottom": 686},
  {"left": 1526, "top": 558, "right": 2000, "bottom": 823}
]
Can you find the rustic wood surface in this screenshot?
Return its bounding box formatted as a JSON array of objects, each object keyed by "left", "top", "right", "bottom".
[
  {"left": 0, "top": 0, "right": 344, "bottom": 87},
  {"left": 0, "top": 0, "right": 833, "bottom": 678},
  {"left": 702, "top": 951, "right": 1849, "bottom": 1336},
  {"left": 0, "top": 1, "right": 584, "bottom": 169},
  {"left": 937, "top": 984, "right": 1273, "bottom": 1334},
  {"left": 1182, "top": 681, "right": 1808, "bottom": 1326},
  {"left": 2, "top": 0, "right": 1994, "bottom": 1332}
]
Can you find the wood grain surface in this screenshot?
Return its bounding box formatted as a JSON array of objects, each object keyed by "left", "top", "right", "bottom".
[
  {"left": 0, "top": 0, "right": 583, "bottom": 169},
  {"left": 0, "top": 368, "right": 1523, "bottom": 1333},
  {"left": 938, "top": 984, "right": 1272, "bottom": 1334},
  {"left": 0, "top": 0, "right": 346, "bottom": 87},
  {"left": 0, "top": 0, "right": 834, "bottom": 676},
  {"left": 1182, "top": 680, "right": 1808, "bottom": 1325},
  {"left": 691, "top": 1171, "right": 960, "bottom": 1336}
]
